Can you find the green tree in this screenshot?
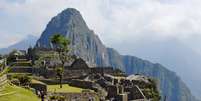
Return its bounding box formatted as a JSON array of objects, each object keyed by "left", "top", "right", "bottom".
[
  {"left": 7, "top": 49, "right": 18, "bottom": 65},
  {"left": 56, "top": 67, "right": 64, "bottom": 88},
  {"left": 0, "top": 54, "right": 3, "bottom": 60},
  {"left": 50, "top": 34, "right": 70, "bottom": 88}
]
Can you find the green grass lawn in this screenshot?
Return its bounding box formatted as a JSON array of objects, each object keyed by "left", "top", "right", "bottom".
[
  {"left": 0, "top": 84, "right": 39, "bottom": 101},
  {"left": 47, "top": 84, "right": 84, "bottom": 93}
]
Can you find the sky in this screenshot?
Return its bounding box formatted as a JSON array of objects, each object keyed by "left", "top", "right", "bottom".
[
  {"left": 1, "top": 0, "right": 201, "bottom": 99},
  {"left": 1, "top": 0, "right": 201, "bottom": 49}
]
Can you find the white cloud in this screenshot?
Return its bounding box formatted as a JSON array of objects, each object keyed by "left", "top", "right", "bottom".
[
  {"left": 1, "top": 1, "right": 201, "bottom": 55},
  {"left": 2, "top": 0, "right": 201, "bottom": 43}
]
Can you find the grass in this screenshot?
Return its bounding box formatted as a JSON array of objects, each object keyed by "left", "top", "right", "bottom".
[
  {"left": 47, "top": 84, "right": 84, "bottom": 93},
  {"left": 12, "top": 61, "right": 32, "bottom": 66},
  {"left": 8, "top": 73, "right": 32, "bottom": 76},
  {"left": 0, "top": 84, "right": 39, "bottom": 101},
  {"left": 47, "top": 84, "right": 99, "bottom": 100},
  {"left": 31, "top": 79, "right": 46, "bottom": 85}
]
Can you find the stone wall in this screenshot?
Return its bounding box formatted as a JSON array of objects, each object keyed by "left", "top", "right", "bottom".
[
  {"left": 30, "top": 83, "right": 47, "bottom": 93},
  {"left": 0, "top": 59, "right": 6, "bottom": 72},
  {"left": 68, "top": 79, "right": 94, "bottom": 90},
  {"left": 124, "top": 86, "right": 144, "bottom": 100},
  {"left": 0, "top": 74, "right": 7, "bottom": 87},
  {"left": 10, "top": 67, "right": 33, "bottom": 73},
  {"left": 48, "top": 92, "right": 99, "bottom": 101}
]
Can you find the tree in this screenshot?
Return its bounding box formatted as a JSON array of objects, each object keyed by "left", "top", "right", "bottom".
[
  {"left": 7, "top": 49, "right": 19, "bottom": 65},
  {"left": 0, "top": 54, "right": 3, "bottom": 60},
  {"left": 56, "top": 67, "right": 63, "bottom": 88},
  {"left": 50, "top": 34, "right": 70, "bottom": 88}
]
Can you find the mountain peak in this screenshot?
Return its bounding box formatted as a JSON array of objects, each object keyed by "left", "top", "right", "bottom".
[
  {"left": 57, "top": 8, "right": 83, "bottom": 21},
  {"left": 60, "top": 8, "right": 81, "bottom": 16},
  {"left": 36, "top": 8, "right": 90, "bottom": 48},
  {"left": 53, "top": 8, "right": 88, "bottom": 30},
  {"left": 35, "top": 8, "right": 198, "bottom": 101}
]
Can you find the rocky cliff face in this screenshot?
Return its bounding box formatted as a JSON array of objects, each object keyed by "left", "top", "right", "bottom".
[{"left": 36, "top": 8, "right": 197, "bottom": 101}]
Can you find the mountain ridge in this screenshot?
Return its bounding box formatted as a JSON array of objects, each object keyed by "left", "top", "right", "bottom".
[
  {"left": 0, "top": 35, "right": 38, "bottom": 54},
  {"left": 121, "top": 38, "right": 201, "bottom": 99},
  {"left": 34, "top": 8, "right": 198, "bottom": 101}
]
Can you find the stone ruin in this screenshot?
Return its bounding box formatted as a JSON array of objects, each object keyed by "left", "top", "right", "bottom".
[{"left": 7, "top": 49, "right": 160, "bottom": 101}]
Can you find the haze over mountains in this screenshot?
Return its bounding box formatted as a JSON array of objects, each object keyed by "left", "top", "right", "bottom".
[
  {"left": 112, "top": 37, "right": 201, "bottom": 99},
  {"left": 0, "top": 8, "right": 200, "bottom": 101},
  {"left": 0, "top": 35, "right": 37, "bottom": 54}
]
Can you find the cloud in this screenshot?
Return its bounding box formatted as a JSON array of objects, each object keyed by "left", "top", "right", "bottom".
[
  {"left": 0, "top": 1, "right": 201, "bottom": 59},
  {"left": 6, "top": 0, "right": 26, "bottom": 4},
  {"left": 2, "top": 0, "right": 201, "bottom": 43}
]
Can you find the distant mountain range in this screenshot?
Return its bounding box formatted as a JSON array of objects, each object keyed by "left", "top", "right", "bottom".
[
  {"left": 0, "top": 35, "right": 37, "bottom": 54},
  {"left": 121, "top": 38, "right": 201, "bottom": 99},
  {"left": 35, "top": 8, "right": 198, "bottom": 101}
]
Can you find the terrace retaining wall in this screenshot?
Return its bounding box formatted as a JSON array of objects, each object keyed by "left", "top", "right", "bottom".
[{"left": 0, "top": 74, "right": 7, "bottom": 87}]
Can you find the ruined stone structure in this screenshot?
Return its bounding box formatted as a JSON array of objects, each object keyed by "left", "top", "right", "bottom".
[
  {"left": 48, "top": 92, "right": 98, "bottom": 101},
  {"left": 8, "top": 50, "right": 160, "bottom": 101},
  {"left": 0, "top": 58, "right": 6, "bottom": 72}
]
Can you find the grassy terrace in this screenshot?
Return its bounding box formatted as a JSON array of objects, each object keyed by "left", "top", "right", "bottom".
[
  {"left": 12, "top": 61, "right": 32, "bottom": 66},
  {"left": 47, "top": 84, "right": 84, "bottom": 93},
  {"left": 0, "top": 84, "right": 39, "bottom": 101}
]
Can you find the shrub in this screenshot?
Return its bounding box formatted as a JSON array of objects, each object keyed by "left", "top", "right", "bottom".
[
  {"left": 11, "top": 79, "right": 20, "bottom": 85},
  {"left": 50, "top": 95, "right": 57, "bottom": 100},
  {"left": 49, "top": 95, "right": 65, "bottom": 101},
  {"left": 12, "top": 74, "right": 32, "bottom": 86}
]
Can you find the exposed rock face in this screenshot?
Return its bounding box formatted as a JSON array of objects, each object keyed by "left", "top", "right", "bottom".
[
  {"left": 36, "top": 8, "right": 110, "bottom": 67},
  {"left": 36, "top": 8, "right": 197, "bottom": 101}
]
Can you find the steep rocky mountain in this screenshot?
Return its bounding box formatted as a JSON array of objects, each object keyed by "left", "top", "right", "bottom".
[
  {"left": 36, "top": 8, "right": 198, "bottom": 101},
  {"left": 118, "top": 38, "right": 201, "bottom": 99},
  {"left": 0, "top": 35, "right": 37, "bottom": 54}
]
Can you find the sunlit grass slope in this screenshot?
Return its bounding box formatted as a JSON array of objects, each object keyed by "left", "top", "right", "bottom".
[
  {"left": 0, "top": 84, "right": 39, "bottom": 101},
  {"left": 47, "top": 84, "right": 84, "bottom": 93}
]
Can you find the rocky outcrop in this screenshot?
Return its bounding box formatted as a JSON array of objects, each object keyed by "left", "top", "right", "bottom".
[{"left": 36, "top": 8, "right": 197, "bottom": 101}]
